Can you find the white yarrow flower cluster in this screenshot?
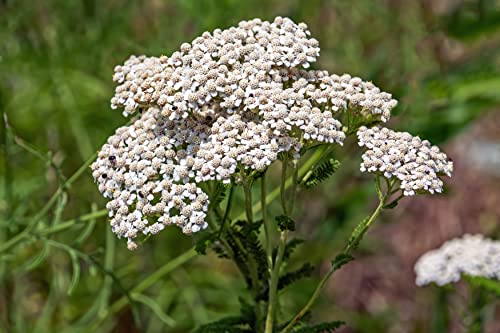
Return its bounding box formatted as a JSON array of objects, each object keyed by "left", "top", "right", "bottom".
[
  {"left": 415, "top": 234, "right": 500, "bottom": 286},
  {"left": 93, "top": 17, "right": 399, "bottom": 249},
  {"left": 357, "top": 126, "right": 453, "bottom": 196}
]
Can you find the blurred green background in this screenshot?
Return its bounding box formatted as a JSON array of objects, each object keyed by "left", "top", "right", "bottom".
[{"left": 1, "top": 0, "right": 500, "bottom": 332}]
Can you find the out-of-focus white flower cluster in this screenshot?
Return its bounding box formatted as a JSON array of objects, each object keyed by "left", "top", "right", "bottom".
[
  {"left": 415, "top": 234, "right": 500, "bottom": 286},
  {"left": 357, "top": 126, "right": 453, "bottom": 196},
  {"left": 92, "top": 17, "right": 400, "bottom": 249}
]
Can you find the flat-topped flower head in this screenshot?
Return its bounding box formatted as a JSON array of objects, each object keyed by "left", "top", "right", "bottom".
[
  {"left": 357, "top": 126, "right": 453, "bottom": 195},
  {"left": 110, "top": 17, "right": 320, "bottom": 117},
  {"left": 94, "top": 17, "right": 415, "bottom": 249},
  {"left": 415, "top": 234, "right": 500, "bottom": 286},
  {"left": 109, "top": 16, "right": 397, "bottom": 125}
]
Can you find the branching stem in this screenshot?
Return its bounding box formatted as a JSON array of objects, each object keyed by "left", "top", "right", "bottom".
[
  {"left": 265, "top": 230, "right": 288, "bottom": 333},
  {"left": 281, "top": 177, "right": 392, "bottom": 333}
]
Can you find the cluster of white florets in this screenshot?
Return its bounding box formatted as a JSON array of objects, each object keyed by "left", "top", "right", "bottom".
[
  {"left": 91, "top": 108, "right": 212, "bottom": 250},
  {"left": 415, "top": 234, "right": 500, "bottom": 286},
  {"left": 357, "top": 126, "right": 453, "bottom": 196},
  {"left": 93, "top": 17, "right": 401, "bottom": 249},
  {"left": 110, "top": 17, "right": 396, "bottom": 124}
]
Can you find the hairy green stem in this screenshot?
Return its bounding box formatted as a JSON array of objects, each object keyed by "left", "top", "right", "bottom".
[
  {"left": 281, "top": 180, "right": 389, "bottom": 333},
  {"left": 242, "top": 178, "right": 264, "bottom": 327}
]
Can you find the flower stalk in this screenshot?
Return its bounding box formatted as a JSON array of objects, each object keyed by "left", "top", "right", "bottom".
[{"left": 281, "top": 177, "right": 391, "bottom": 333}]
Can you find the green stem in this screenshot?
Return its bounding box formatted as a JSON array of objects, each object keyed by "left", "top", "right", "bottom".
[
  {"left": 281, "top": 181, "right": 389, "bottom": 333},
  {"left": 265, "top": 155, "right": 296, "bottom": 333},
  {"left": 469, "top": 286, "right": 487, "bottom": 333},
  {"left": 265, "top": 230, "right": 288, "bottom": 333},
  {"left": 262, "top": 173, "right": 273, "bottom": 270},
  {"left": 280, "top": 155, "right": 289, "bottom": 216},
  {"left": 98, "top": 225, "right": 115, "bottom": 315},
  {"left": 242, "top": 178, "right": 263, "bottom": 327},
  {"left": 218, "top": 184, "right": 234, "bottom": 238},
  {"left": 289, "top": 159, "right": 298, "bottom": 215},
  {"left": 235, "top": 146, "right": 325, "bottom": 221},
  {"left": 243, "top": 179, "right": 253, "bottom": 224}
]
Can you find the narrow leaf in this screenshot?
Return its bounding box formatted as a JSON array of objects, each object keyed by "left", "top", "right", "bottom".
[
  {"left": 133, "top": 293, "right": 176, "bottom": 327},
  {"left": 67, "top": 249, "right": 81, "bottom": 295}
]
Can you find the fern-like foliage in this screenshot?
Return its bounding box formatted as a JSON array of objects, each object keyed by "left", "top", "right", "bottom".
[
  {"left": 290, "top": 321, "right": 345, "bottom": 333},
  {"left": 192, "top": 316, "right": 253, "bottom": 333},
  {"left": 282, "top": 238, "right": 304, "bottom": 262},
  {"left": 276, "top": 215, "right": 296, "bottom": 231},
  {"left": 234, "top": 220, "right": 269, "bottom": 281},
  {"left": 347, "top": 216, "right": 370, "bottom": 251},
  {"left": 194, "top": 232, "right": 217, "bottom": 255},
  {"left": 209, "top": 181, "right": 229, "bottom": 211},
  {"left": 278, "top": 263, "right": 314, "bottom": 290},
  {"left": 331, "top": 253, "right": 354, "bottom": 270},
  {"left": 225, "top": 230, "right": 253, "bottom": 287},
  {"left": 279, "top": 311, "right": 313, "bottom": 331},
  {"left": 300, "top": 157, "right": 340, "bottom": 189},
  {"left": 273, "top": 238, "right": 304, "bottom": 265},
  {"left": 193, "top": 297, "right": 257, "bottom": 333}
]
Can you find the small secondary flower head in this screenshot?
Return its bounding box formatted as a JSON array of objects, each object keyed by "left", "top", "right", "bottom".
[
  {"left": 414, "top": 234, "right": 500, "bottom": 286},
  {"left": 357, "top": 126, "right": 453, "bottom": 196}
]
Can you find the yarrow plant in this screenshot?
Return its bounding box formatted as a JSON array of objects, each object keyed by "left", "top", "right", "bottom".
[
  {"left": 415, "top": 234, "right": 500, "bottom": 332},
  {"left": 415, "top": 234, "right": 500, "bottom": 287},
  {"left": 92, "top": 17, "right": 453, "bottom": 332}
]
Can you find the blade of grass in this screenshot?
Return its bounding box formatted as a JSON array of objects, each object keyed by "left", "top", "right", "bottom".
[
  {"left": 98, "top": 225, "right": 115, "bottom": 316},
  {"left": 39, "top": 209, "right": 108, "bottom": 236},
  {"left": 0, "top": 151, "right": 97, "bottom": 254},
  {"left": 75, "top": 223, "right": 115, "bottom": 327},
  {"left": 75, "top": 203, "right": 99, "bottom": 245},
  {"left": 133, "top": 293, "right": 176, "bottom": 327},
  {"left": 87, "top": 248, "right": 197, "bottom": 332},
  {"left": 55, "top": 72, "right": 94, "bottom": 160}
]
